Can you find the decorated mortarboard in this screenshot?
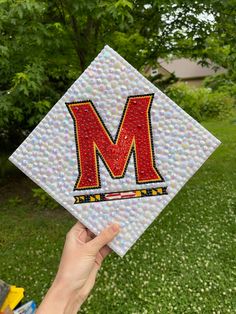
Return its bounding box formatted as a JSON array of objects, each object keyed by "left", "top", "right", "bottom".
[{"left": 9, "top": 45, "right": 220, "bottom": 257}]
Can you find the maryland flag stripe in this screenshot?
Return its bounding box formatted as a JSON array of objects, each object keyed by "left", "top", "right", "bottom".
[{"left": 74, "top": 187, "right": 168, "bottom": 204}]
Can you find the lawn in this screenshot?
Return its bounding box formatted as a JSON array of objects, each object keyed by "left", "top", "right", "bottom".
[{"left": 0, "top": 118, "right": 236, "bottom": 313}]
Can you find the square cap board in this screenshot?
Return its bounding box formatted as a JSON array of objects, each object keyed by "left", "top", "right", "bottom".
[{"left": 9, "top": 45, "right": 220, "bottom": 257}]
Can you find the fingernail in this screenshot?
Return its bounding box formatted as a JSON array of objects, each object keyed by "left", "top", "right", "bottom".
[{"left": 111, "top": 223, "right": 120, "bottom": 233}]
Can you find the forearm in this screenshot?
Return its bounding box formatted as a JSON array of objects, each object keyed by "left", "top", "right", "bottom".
[{"left": 36, "top": 279, "right": 83, "bottom": 314}]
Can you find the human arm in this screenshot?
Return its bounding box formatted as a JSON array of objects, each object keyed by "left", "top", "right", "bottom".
[{"left": 36, "top": 222, "right": 120, "bottom": 314}]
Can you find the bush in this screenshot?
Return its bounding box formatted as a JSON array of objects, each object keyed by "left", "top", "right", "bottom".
[
  {"left": 203, "top": 73, "right": 236, "bottom": 102},
  {"left": 0, "top": 153, "right": 19, "bottom": 182},
  {"left": 166, "top": 82, "right": 234, "bottom": 122},
  {"left": 32, "top": 188, "right": 58, "bottom": 210}
]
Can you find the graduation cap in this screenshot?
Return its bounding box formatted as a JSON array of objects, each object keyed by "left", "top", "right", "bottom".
[{"left": 9, "top": 46, "right": 220, "bottom": 257}]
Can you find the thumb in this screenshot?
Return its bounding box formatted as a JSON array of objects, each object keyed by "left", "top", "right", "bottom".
[{"left": 87, "top": 223, "right": 120, "bottom": 254}]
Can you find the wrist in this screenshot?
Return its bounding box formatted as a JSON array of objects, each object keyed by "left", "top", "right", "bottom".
[
  {"left": 52, "top": 279, "right": 84, "bottom": 313},
  {"left": 36, "top": 279, "right": 83, "bottom": 314}
]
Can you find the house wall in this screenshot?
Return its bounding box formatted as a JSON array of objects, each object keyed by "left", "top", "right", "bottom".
[{"left": 180, "top": 78, "right": 204, "bottom": 87}]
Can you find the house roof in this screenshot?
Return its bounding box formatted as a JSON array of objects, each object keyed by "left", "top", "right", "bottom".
[{"left": 158, "top": 58, "right": 226, "bottom": 79}]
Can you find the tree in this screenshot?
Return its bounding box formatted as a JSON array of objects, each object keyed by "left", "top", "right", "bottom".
[
  {"left": 0, "top": 0, "right": 234, "bottom": 150},
  {"left": 200, "top": 0, "right": 236, "bottom": 80}
]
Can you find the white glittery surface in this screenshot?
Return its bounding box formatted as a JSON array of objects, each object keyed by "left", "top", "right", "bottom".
[{"left": 9, "top": 45, "right": 220, "bottom": 257}]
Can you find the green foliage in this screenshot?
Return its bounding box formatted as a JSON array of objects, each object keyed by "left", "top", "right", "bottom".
[
  {"left": 185, "top": 1, "right": 236, "bottom": 79},
  {"left": 1, "top": 0, "right": 231, "bottom": 150},
  {"left": 7, "top": 196, "right": 22, "bottom": 207},
  {"left": 148, "top": 73, "right": 178, "bottom": 91},
  {"left": 203, "top": 74, "right": 236, "bottom": 101},
  {"left": 32, "top": 188, "right": 58, "bottom": 210},
  {"left": 166, "top": 82, "right": 234, "bottom": 121},
  {"left": 0, "top": 153, "right": 18, "bottom": 181}
]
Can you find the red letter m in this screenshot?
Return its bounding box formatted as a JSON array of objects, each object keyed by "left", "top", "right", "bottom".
[{"left": 67, "top": 94, "right": 165, "bottom": 190}]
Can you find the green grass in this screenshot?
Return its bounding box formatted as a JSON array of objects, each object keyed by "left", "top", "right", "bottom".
[{"left": 0, "top": 118, "right": 236, "bottom": 313}]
